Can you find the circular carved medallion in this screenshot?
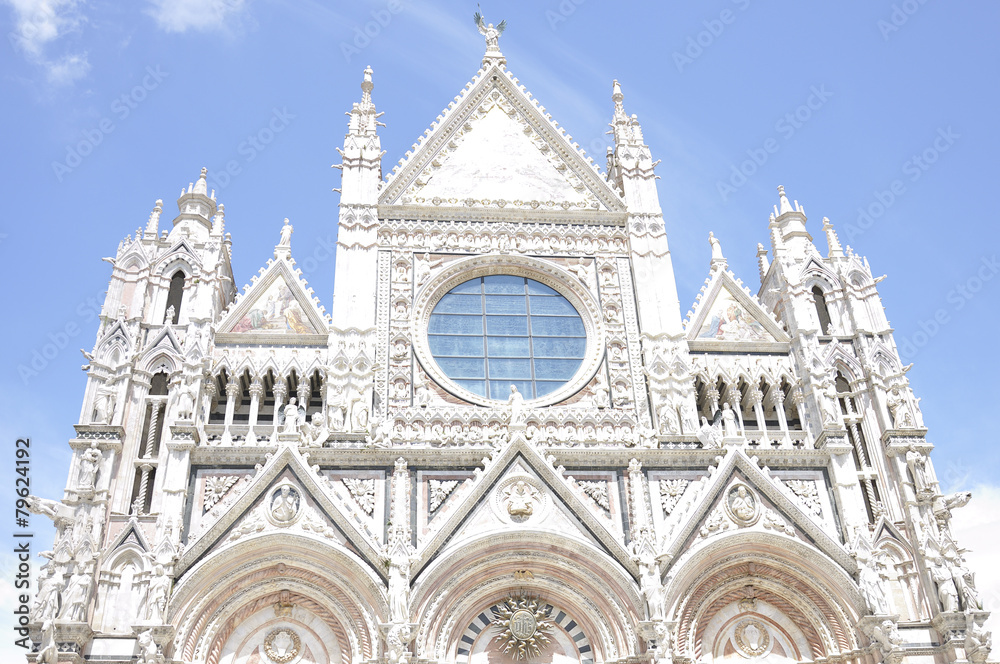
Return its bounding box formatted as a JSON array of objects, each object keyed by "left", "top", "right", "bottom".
[
  {"left": 264, "top": 627, "right": 301, "bottom": 663},
  {"left": 724, "top": 484, "right": 760, "bottom": 526},
  {"left": 733, "top": 618, "right": 770, "bottom": 657},
  {"left": 268, "top": 485, "right": 301, "bottom": 526},
  {"left": 509, "top": 609, "right": 537, "bottom": 640}
]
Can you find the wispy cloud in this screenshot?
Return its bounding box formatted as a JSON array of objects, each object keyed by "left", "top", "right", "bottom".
[
  {"left": 4, "top": 0, "right": 90, "bottom": 84},
  {"left": 145, "top": 0, "right": 249, "bottom": 34}
]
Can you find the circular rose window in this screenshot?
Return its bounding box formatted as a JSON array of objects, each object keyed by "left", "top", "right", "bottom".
[{"left": 427, "top": 275, "right": 587, "bottom": 400}]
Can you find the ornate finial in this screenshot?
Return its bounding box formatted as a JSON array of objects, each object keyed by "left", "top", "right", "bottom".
[
  {"left": 822, "top": 217, "right": 844, "bottom": 258},
  {"left": 756, "top": 243, "right": 770, "bottom": 281},
  {"left": 776, "top": 185, "right": 793, "bottom": 215},
  {"left": 474, "top": 6, "right": 506, "bottom": 65},
  {"left": 146, "top": 199, "right": 163, "bottom": 235},
  {"left": 212, "top": 203, "right": 225, "bottom": 234},
  {"left": 361, "top": 65, "right": 373, "bottom": 105},
  {"left": 193, "top": 167, "right": 208, "bottom": 195}
]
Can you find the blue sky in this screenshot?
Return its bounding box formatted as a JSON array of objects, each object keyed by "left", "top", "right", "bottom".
[{"left": 1, "top": 0, "right": 999, "bottom": 652}]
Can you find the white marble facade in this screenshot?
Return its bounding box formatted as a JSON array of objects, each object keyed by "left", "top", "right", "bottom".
[{"left": 28, "top": 25, "right": 992, "bottom": 664}]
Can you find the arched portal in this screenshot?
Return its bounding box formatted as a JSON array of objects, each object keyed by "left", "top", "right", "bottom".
[
  {"left": 169, "top": 533, "right": 387, "bottom": 664},
  {"left": 411, "top": 531, "right": 644, "bottom": 664},
  {"left": 664, "top": 532, "right": 867, "bottom": 662}
]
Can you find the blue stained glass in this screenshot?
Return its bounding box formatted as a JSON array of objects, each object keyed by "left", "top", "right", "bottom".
[
  {"left": 485, "top": 295, "right": 527, "bottom": 315},
  {"left": 436, "top": 357, "right": 486, "bottom": 379},
  {"left": 526, "top": 280, "right": 559, "bottom": 295},
  {"left": 533, "top": 337, "right": 586, "bottom": 357},
  {"left": 529, "top": 295, "right": 577, "bottom": 316},
  {"left": 429, "top": 315, "right": 483, "bottom": 335},
  {"left": 486, "top": 316, "right": 529, "bottom": 336},
  {"left": 488, "top": 358, "right": 532, "bottom": 379},
  {"left": 450, "top": 279, "right": 483, "bottom": 294},
  {"left": 530, "top": 316, "right": 585, "bottom": 336},
  {"left": 533, "top": 359, "right": 581, "bottom": 381},
  {"left": 487, "top": 337, "right": 531, "bottom": 357},
  {"left": 429, "top": 275, "right": 587, "bottom": 400},
  {"left": 455, "top": 380, "right": 488, "bottom": 397},
  {"left": 435, "top": 293, "right": 483, "bottom": 314},
  {"left": 429, "top": 335, "right": 484, "bottom": 357},
  {"left": 484, "top": 275, "right": 525, "bottom": 294},
  {"left": 534, "top": 381, "right": 563, "bottom": 397}
]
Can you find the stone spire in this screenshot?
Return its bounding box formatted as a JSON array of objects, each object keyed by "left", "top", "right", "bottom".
[
  {"left": 605, "top": 78, "right": 682, "bottom": 337},
  {"left": 145, "top": 199, "right": 163, "bottom": 236},
  {"left": 171, "top": 167, "right": 218, "bottom": 241},
  {"left": 757, "top": 243, "right": 770, "bottom": 281},
  {"left": 768, "top": 185, "right": 813, "bottom": 261},
  {"left": 822, "top": 217, "right": 844, "bottom": 258}
]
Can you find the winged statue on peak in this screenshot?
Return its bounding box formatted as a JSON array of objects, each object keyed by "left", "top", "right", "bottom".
[{"left": 474, "top": 6, "right": 506, "bottom": 53}]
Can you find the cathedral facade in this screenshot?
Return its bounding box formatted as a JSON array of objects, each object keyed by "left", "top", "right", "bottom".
[{"left": 28, "top": 29, "right": 993, "bottom": 664}]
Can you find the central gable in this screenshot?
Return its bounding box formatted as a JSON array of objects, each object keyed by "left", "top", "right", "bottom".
[{"left": 379, "top": 64, "right": 626, "bottom": 221}]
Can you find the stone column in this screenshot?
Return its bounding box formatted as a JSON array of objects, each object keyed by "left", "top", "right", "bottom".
[
  {"left": 247, "top": 377, "right": 263, "bottom": 445},
  {"left": 272, "top": 378, "right": 288, "bottom": 441}
]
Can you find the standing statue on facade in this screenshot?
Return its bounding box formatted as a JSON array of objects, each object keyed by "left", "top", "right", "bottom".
[
  {"left": 146, "top": 565, "right": 171, "bottom": 622},
  {"left": 905, "top": 445, "right": 933, "bottom": 496},
  {"left": 59, "top": 562, "right": 93, "bottom": 622},
  {"left": 507, "top": 385, "right": 527, "bottom": 425},
  {"left": 281, "top": 397, "right": 302, "bottom": 434},
  {"left": 721, "top": 402, "right": 738, "bottom": 438},
  {"left": 930, "top": 557, "right": 960, "bottom": 613},
  {"left": 473, "top": 8, "right": 506, "bottom": 54},
  {"left": 856, "top": 550, "right": 892, "bottom": 615},
  {"left": 77, "top": 443, "right": 102, "bottom": 493},
  {"left": 33, "top": 566, "right": 63, "bottom": 622},
  {"left": 279, "top": 218, "right": 293, "bottom": 246}
]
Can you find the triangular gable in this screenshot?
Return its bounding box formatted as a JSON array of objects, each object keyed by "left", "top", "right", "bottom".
[
  {"left": 379, "top": 63, "right": 626, "bottom": 221},
  {"left": 659, "top": 448, "right": 854, "bottom": 574},
  {"left": 156, "top": 239, "right": 203, "bottom": 270},
  {"left": 686, "top": 268, "right": 789, "bottom": 351},
  {"left": 175, "top": 444, "right": 384, "bottom": 579},
  {"left": 139, "top": 326, "right": 183, "bottom": 361},
  {"left": 216, "top": 258, "right": 328, "bottom": 344},
  {"left": 105, "top": 520, "right": 151, "bottom": 555},
  {"left": 413, "top": 436, "right": 637, "bottom": 579},
  {"left": 799, "top": 256, "right": 841, "bottom": 288}
]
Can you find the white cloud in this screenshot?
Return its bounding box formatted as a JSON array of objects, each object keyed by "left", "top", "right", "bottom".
[
  {"left": 145, "top": 0, "right": 247, "bottom": 33},
  {"left": 950, "top": 482, "right": 1000, "bottom": 636},
  {"left": 44, "top": 51, "right": 90, "bottom": 84},
  {"left": 4, "top": 0, "right": 89, "bottom": 84}
]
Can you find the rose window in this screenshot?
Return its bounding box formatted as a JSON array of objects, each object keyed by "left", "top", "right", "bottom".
[{"left": 427, "top": 275, "right": 587, "bottom": 400}]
